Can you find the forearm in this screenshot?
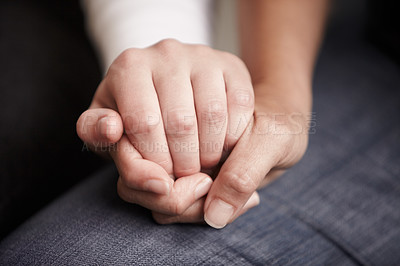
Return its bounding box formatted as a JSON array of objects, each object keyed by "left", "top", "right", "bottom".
[
  {"left": 81, "top": 0, "right": 212, "bottom": 72},
  {"left": 239, "top": 0, "right": 329, "bottom": 114}
]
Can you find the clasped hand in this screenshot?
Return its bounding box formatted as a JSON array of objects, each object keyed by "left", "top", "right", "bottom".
[{"left": 77, "top": 39, "right": 308, "bottom": 228}]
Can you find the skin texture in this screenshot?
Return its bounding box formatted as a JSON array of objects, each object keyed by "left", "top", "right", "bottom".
[
  {"left": 77, "top": 40, "right": 256, "bottom": 218},
  {"left": 77, "top": 0, "right": 328, "bottom": 228}
]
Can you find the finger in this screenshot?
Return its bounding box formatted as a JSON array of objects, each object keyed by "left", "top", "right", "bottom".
[
  {"left": 118, "top": 172, "right": 213, "bottom": 216},
  {"left": 191, "top": 68, "right": 227, "bottom": 169},
  {"left": 223, "top": 55, "right": 254, "bottom": 150},
  {"left": 152, "top": 197, "right": 206, "bottom": 224},
  {"left": 110, "top": 135, "right": 173, "bottom": 195},
  {"left": 108, "top": 51, "right": 173, "bottom": 174},
  {"left": 152, "top": 191, "right": 260, "bottom": 225},
  {"left": 76, "top": 108, "right": 123, "bottom": 153},
  {"left": 154, "top": 64, "right": 200, "bottom": 177},
  {"left": 152, "top": 191, "right": 259, "bottom": 225},
  {"left": 204, "top": 119, "right": 276, "bottom": 229}
]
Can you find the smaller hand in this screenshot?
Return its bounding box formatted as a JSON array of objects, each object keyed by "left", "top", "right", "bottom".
[{"left": 110, "top": 135, "right": 213, "bottom": 216}]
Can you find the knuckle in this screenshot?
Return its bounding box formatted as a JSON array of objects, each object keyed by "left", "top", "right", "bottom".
[
  {"left": 154, "top": 39, "right": 182, "bottom": 57},
  {"left": 166, "top": 110, "right": 196, "bottom": 136},
  {"left": 224, "top": 171, "right": 257, "bottom": 195},
  {"left": 112, "top": 48, "right": 143, "bottom": 71},
  {"left": 202, "top": 101, "right": 227, "bottom": 128},
  {"left": 123, "top": 111, "right": 160, "bottom": 135},
  {"left": 232, "top": 89, "right": 254, "bottom": 109},
  {"left": 106, "top": 49, "right": 147, "bottom": 91}
]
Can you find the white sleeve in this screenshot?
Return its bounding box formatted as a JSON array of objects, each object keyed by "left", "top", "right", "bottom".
[{"left": 81, "top": 0, "right": 213, "bottom": 72}]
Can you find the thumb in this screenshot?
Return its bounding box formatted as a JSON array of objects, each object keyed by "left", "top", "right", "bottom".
[
  {"left": 76, "top": 108, "right": 123, "bottom": 153},
  {"left": 203, "top": 120, "right": 277, "bottom": 229}
]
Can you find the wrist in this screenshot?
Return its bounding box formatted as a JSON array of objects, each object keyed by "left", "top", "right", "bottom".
[{"left": 253, "top": 81, "right": 312, "bottom": 115}]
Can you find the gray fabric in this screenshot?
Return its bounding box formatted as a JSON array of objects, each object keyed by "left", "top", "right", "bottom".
[
  {"left": 0, "top": 166, "right": 356, "bottom": 266},
  {"left": 1, "top": 32, "right": 399, "bottom": 265}
]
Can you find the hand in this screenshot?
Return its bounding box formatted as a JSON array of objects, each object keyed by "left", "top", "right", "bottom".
[
  {"left": 153, "top": 84, "right": 310, "bottom": 228},
  {"left": 76, "top": 39, "right": 255, "bottom": 216}
]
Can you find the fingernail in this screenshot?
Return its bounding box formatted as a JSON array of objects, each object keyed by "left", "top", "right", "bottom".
[
  {"left": 144, "top": 179, "right": 170, "bottom": 195},
  {"left": 236, "top": 92, "right": 251, "bottom": 106},
  {"left": 204, "top": 199, "right": 234, "bottom": 229},
  {"left": 243, "top": 192, "right": 260, "bottom": 209},
  {"left": 194, "top": 178, "right": 213, "bottom": 199}
]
